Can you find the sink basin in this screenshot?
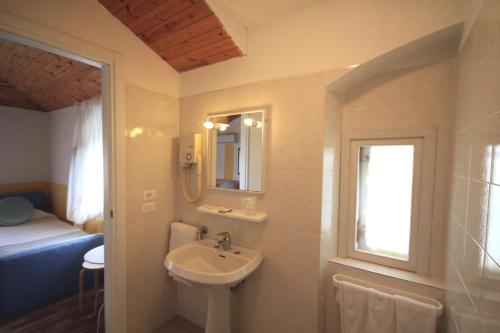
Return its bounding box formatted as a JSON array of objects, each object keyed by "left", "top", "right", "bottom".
[
  {"left": 164, "top": 238, "right": 263, "bottom": 286},
  {"left": 164, "top": 239, "right": 263, "bottom": 333}
]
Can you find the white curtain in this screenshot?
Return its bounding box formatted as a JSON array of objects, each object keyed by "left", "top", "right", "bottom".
[{"left": 66, "top": 96, "right": 103, "bottom": 224}]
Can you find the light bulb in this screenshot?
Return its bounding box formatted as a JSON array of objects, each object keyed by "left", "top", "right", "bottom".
[
  {"left": 203, "top": 121, "right": 215, "bottom": 129},
  {"left": 256, "top": 121, "right": 263, "bottom": 128},
  {"left": 218, "top": 123, "right": 229, "bottom": 131},
  {"left": 244, "top": 118, "right": 254, "bottom": 127}
]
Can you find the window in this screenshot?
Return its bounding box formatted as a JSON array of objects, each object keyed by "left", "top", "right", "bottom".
[
  {"left": 356, "top": 144, "right": 415, "bottom": 260},
  {"left": 339, "top": 128, "right": 436, "bottom": 273}
]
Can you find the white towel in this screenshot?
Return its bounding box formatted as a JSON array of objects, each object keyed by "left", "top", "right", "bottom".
[
  {"left": 169, "top": 222, "right": 198, "bottom": 252},
  {"left": 337, "top": 281, "right": 395, "bottom": 333},
  {"left": 395, "top": 295, "right": 437, "bottom": 333},
  {"left": 367, "top": 287, "right": 396, "bottom": 332}
]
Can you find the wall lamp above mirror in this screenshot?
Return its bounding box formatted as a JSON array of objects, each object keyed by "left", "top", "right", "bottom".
[{"left": 205, "top": 108, "right": 266, "bottom": 193}]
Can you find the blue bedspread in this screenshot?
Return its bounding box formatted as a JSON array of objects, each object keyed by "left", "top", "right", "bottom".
[{"left": 0, "top": 233, "right": 104, "bottom": 321}]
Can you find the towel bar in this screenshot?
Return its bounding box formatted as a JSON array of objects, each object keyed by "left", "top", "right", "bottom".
[{"left": 332, "top": 273, "right": 443, "bottom": 316}]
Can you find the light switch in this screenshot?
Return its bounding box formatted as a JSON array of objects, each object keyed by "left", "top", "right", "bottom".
[
  {"left": 142, "top": 202, "right": 156, "bottom": 214},
  {"left": 142, "top": 190, "right": 157, "bottom": 202}
]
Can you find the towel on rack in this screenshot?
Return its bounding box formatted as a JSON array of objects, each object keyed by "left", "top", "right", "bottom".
[
  {"left": 395, "top": 294, "right": 437, "bottom": 333},
  {"left": 169, "top": 222, "right": 198, "bottom": 252},
  {"left": 337, "top": 281, "right": 395, "bottom": 333}
]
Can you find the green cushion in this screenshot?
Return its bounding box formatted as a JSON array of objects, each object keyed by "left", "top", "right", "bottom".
[{"left": 0, "top": 197, "right": 34, "bottom": 226}]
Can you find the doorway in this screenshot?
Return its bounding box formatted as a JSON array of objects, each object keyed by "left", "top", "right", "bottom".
[{"left": 0, "top": 21, "right": 126, "bottom": 332}]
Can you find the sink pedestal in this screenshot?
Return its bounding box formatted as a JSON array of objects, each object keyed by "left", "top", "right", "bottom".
[
  {"left": 206, "top": 286, "right": 231, "bottom": 333},
  {"left": 165, "top": 239, "right": 263, "bottom": 333}
]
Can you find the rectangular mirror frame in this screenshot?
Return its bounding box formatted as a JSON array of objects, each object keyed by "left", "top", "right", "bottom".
[{"left": 205, "top": 107, "right": 268, "bottom": 194}]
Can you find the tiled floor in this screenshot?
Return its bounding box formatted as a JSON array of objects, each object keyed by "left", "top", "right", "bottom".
[{"left": 153, "top": 316, "right": 204, "bottom": 333}]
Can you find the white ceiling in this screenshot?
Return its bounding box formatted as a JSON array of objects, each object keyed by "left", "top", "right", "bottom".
[{"left": 212, "top": 0, "right": 325, "bottom": 26}]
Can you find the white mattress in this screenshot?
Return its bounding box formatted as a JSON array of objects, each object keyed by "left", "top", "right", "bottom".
[{"left": 0, "top": 209, "right": 87, "bottom": 248}]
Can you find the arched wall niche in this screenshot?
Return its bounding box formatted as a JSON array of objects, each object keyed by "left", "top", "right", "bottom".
[
  {"left": 322, "top": 22, "right": 464, "bottom": 333},
  {"left": 321, "top": 20, "right": 463, "bottom": 279}
]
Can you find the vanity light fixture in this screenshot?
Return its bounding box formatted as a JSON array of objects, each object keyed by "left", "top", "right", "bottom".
[
  {"left": 243, "top": 118, "right": 262, "bottom": 128},
  {"left": 217, "top": 123, "right": 229, "bottom": 131},
  {"left": 243, "top": 118, "right": 254, "bottom": 127},
  {"left": 204, "top": 120, "right": 229, "bottom": 131},
  {"left": 204, "top": 121, "right": 215, "bottom": 129}
]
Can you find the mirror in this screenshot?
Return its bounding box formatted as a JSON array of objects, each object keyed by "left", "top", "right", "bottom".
[{"left": 206, "top": 109, "right": 265, "bottom": 192}]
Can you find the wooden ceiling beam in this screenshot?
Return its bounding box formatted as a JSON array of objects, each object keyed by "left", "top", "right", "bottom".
[
  {"left": 99, "top": 0, "right": 243, "bottom": 72},
  {"left": 152, "top": 14, "right": 221, "bottom": 51},
  {"left": 159, "top": 25, "right": 227, "bottom": 60},
  {"left": 0, "top": 79, "right": 41, "bottom": 110},
  {"left": 122, "top": 0, "right": 195, "bottom": 34},
  {"left": 139, "top": 0, "right": 213, "bottom": 43},
  {"left": 0, "top": 39, "right": 101, "bottom": 112},
  {"left": 167, "top": 37, "right": 241, "bottom": 71}
]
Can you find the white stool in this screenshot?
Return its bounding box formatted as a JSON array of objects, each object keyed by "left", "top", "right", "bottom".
[{"left": 80, "top": 245, "right": 105, "bottom": 313}]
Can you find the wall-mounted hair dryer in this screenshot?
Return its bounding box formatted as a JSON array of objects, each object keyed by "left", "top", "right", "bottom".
[{"left": 180, "top": 133, "right": 202, "bottom": 203}]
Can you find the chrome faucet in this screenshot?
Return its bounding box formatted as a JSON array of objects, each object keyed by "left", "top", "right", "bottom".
[{"left": 215, "top": 231, "right": 232, "bottom": 251}]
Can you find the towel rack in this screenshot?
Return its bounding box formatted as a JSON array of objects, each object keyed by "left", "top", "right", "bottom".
[{"left": 332, "top": 273, "right": 443, "bottom": 316}]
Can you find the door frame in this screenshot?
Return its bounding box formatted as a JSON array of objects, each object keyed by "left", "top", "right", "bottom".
[{"left": 0, "top": 10, "right": 127, "bottom": 333}]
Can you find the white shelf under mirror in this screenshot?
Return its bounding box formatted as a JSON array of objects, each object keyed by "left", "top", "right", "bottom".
[{"left": 197, "top": 204, "right": 267, "bottom": 223}]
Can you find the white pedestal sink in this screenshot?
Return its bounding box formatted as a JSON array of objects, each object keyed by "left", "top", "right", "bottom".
[{"left": 164, "top": 239, "right": 263, "bottom": 333}]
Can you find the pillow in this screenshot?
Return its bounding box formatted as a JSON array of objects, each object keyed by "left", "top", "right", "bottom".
[
  {"left": 0, "top": 197, "right": 35, "bottom": 226},
  {"left": 31, "top": 209, "right": 55, "bottom": 220}
]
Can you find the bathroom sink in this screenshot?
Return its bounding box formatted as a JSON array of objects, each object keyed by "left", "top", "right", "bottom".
[
  {"left": 164, "top": 238, "right": 263, "bottom": 333},
  {"left": 164, "top": 238, "right": 263, "bottom": 286}
]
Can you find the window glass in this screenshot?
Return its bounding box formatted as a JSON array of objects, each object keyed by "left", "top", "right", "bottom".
[{"left": 355, "top": 145, "right": 414, "bottom": 260}]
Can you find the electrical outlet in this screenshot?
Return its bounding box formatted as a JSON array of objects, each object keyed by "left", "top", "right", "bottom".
[
  {"left": 142, "top": 202, "right": 156, "bottom": 214},
  {"left": 142, "top": 190, "right": 157, "bottom": 202}
]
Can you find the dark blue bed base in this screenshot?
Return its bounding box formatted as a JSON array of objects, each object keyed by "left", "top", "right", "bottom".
[{"left": 0, "top": 192, "right": 104, "bottom": 322}]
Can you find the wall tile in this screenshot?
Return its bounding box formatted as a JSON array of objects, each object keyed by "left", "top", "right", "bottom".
[
  {"left": 476, "top": 45, "right": 500, "bottom": 120},
  {"left": 450, "top": 176, "right": 469, "bottom": 225},
  {"left": 268, "top": 168, "right": 323, "bottom": 202},
  {"left": 270, "top": 135, "right": 324, "bottom": 170},
  {"left": 178, "top": 71, "right": 341, "bottom": 331},
  {"left": 267, "top": 197, "right": 322, "bottom": 234},
  {"left": 466, "top": 180, "right": 490, "bottom": 247},
  {"left": 485, "top": 184, "right": 500, "bottom": 264},
  {"left": 449, "top": 218, "right": 466, "bottom": 274},
  {"left": 125, "top": 85, "right": 179, "bottom": 332},
  {"left": 260, "top": 225, "right": 321, "bottom": 267},
  {"left": 470, "top": 123, "right": 493, "bottom": 183},
  {"left": 453, "top": 129, "right": 472, "bottom": 178},
  {"left": 446, "top": 2, "right": 500, "bottom": 333}
]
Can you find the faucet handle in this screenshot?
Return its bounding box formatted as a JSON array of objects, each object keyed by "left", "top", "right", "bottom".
[
  {"left": 216, "top": 231, "right": 230, "bottom": 239},
  {"left": 215, "top": 231, "right": 232, "bottom": 250}
]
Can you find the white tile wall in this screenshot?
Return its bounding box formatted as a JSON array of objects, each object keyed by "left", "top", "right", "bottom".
[
  {"left": 177, "top": 70, "right": 345, "bottom": 332},
  {"left": 445, "top": 1, "right": 500, "bottom": 332},
  {"left": 125, "top": 85, "right": 179, "bottom": 332}
]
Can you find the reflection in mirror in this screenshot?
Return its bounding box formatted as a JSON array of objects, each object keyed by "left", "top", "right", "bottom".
[{"left": 206, "top": 110, "right": 264, "bottom": 192}]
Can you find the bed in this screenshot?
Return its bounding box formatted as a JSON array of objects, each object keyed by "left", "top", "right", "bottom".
[{"left": 0, "top": 192, "right": 104, "bottom": 321}]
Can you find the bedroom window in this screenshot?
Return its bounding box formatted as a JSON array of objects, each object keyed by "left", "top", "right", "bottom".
[
  {"left": 339, "top": 128, "right": 437, "bottom": 274},
  {"left": 66, "top": 97, "right": 104, "bottom": 225}
]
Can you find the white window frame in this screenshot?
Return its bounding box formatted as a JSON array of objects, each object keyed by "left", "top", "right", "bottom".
[{"left": 338, "top": 128, "right": 437, "bottom": 274}]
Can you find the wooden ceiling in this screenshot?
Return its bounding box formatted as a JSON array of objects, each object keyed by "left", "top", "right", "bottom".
[
  {"left": 99, "top": 0, "right": 243, "bottom": 72},
  {"left": 0, "top": 39, "right": 101, "bottom": 112}
]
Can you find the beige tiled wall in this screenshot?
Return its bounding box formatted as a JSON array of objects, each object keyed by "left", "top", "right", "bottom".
[
  {"left": 177, "top": 70, "right": 345, "bottom": 332},
  {"left": 325, "top": 59, "right": 456, "bottom": 333},
  {"left": 125, "top": 85, "right": 180, "bottom": 332},
  {"left": 342, "top": 60, "right": 456, "bottom": 278},
  {"left": 445, "top": 1, "right": 500, "bottom": 332}
]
